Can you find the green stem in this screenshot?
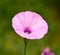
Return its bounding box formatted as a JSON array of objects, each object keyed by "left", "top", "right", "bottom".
[{"left": 24, "top": 38, "right": 29, "bottom": 55}]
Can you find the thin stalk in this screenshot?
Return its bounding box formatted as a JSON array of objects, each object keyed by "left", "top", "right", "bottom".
[{"left": 24, "top": 38, "right": 29, "bottom": 55}]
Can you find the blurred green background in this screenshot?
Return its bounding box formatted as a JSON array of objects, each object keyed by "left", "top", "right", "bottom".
[{"left": 0, "top": 0, "right": 60, "bottom": 55}]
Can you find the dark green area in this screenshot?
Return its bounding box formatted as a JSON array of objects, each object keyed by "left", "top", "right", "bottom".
[{"left": 0, "top": 0, "right": 60, "bottom": 55}]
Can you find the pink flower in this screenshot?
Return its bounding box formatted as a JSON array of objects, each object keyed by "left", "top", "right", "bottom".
[
  {"left": 12, "top": 11, "right": 48, "bottom": 39},
  {"left": 41, "top": 47, "right": 55, "bottom": 55}
]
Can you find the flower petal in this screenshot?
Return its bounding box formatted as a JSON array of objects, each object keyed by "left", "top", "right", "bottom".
[
  {"left": 43, "top": 47, "right": 50, "bottom": 52},
  {"left": 12, "top": 12, "right": 26, "bottom": 36},
  {"left": 24, "top": 11, "right": 34, "bottom": 27},
  {"left": 50, "top": 52, "right": 55, "bottom": 55},
  {"left": 12, "top": 14, "right": 24, "bottom": 31},
  {"left": 30, "top": 12, "right": 48, "bottom": 32},
  {"left": 12, "top": 11, "right": 48, "bottom": 39}
]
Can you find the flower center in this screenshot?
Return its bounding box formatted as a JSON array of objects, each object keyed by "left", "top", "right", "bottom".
[
  {"left": 44, "top": 52, "right": 50, "bottom": 55},
  {"left": 24, "top": 28, "right": 31, "bottom": 34}
]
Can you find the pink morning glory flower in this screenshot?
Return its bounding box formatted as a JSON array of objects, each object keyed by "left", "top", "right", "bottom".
[
  {"left": 41, "top": 47, "right": 55, "bottom": 55},
  {"left": 12, "top": 11, "right": 48, "bottom": 39}
]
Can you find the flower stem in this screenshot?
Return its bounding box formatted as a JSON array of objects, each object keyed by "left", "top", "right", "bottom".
[{"left": 24, "top": 38, "right": 28, "bottom": 55}]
